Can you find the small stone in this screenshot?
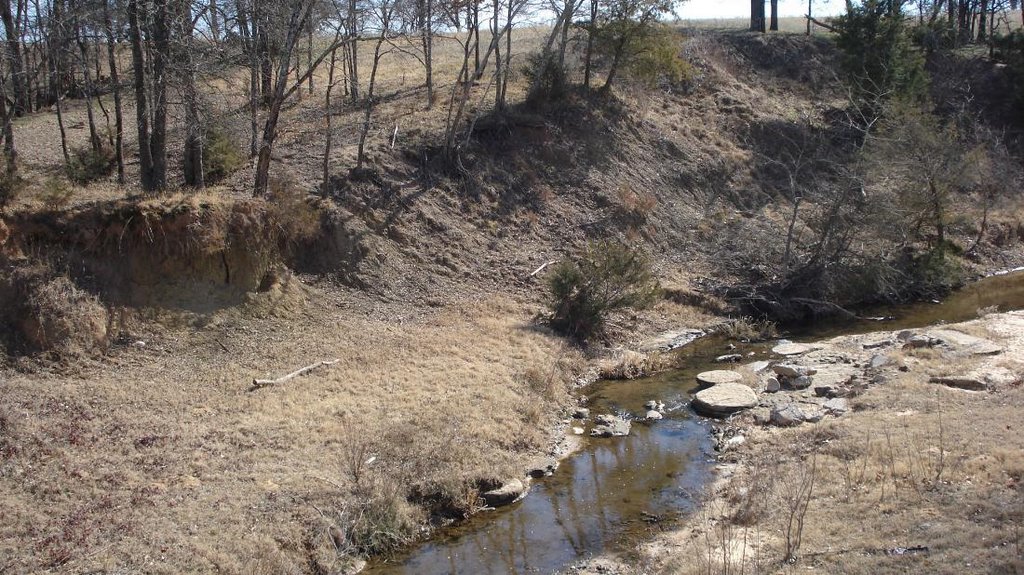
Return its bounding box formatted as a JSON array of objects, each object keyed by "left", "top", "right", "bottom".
[
  {"left": 786, "top": 375, "right": 814, "bottom": 390},
  {"left": 813, "top": 385, "right": 836, "bottom": 398},
  {"left": 862, "top": 338, "right": 891, "bottom": 349},
  {"left": 696, "top": 370, "right": 744, "bottom": 385},
  {"left": 590, "top": 416, "right": 631, "bottom": 437},
  {"left": 869, "top": 354, "right": 890, "bottom": 369},
  {"left": 747, "top": 360, "right": 771, "bottom": 373},
  {"left": 645, "top": 410, "right": 663, "bottom": 420},
  {"left": 715, "top": 353, "right": 743, "bottom": 363},
  {"left": 773, "top": 364, "right": 817, "bottom": 377},
  {"left": 572, "top": 407, "right": 590, "bottom": 420},
  {"left": 896, "top": 330, "right": 915, "bottom": 341},
  {"left": 722, "top": 435, "right": 746, "bottom": 451},
  {"left": 482, "top": 478, "right": 528, "bottom": 507},
  {"left": 643, "top": 400, "right": 665, "bottom": 411},
  {"left": 904, "top": 335, "right": 933, "bottom": 349},
  {"left": 751, "top": 407, "right": 771, "bottom": 425},
  {"left": 823, "top": 397, "right": 849, "bottom": 415},
  {"left": 804, "top": 409, "right": 825, "bottom": 423},
  {"left": 770, "top": 404, "right": 806, "bottom": 426},
  {"left": 764, "top": 377, "right": 781, "bottom": 393}
]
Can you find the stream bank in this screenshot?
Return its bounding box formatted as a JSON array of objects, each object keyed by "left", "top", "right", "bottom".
[{"left": 371, "top": 271, "right": 1024, "bottom": 575}]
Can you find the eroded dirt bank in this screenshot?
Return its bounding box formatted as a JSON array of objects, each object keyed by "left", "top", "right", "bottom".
[{"left": 571, "top": 310, "right": 1024, "bottom": 574}]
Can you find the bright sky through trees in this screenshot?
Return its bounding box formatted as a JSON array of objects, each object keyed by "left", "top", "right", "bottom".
[{"left": 677, "top": 0, "right": 842, "bottom": 19}]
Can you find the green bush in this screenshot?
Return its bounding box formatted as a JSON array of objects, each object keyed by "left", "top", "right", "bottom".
[
  {"left": 0, "top": 166, "right": 23, "bottom": 208},
  {"left": 833, "top": 0, "right": 927, "bottom": 111},
  {"left": 202, "top": 127, "right": 244, "bottom": 184},
  {"left": 523, "top": 50, "right": 569, "bottom": 108},
  {"left": 67, "top": 145, "right": 115, "bottom": 185},
  {"left": 547, "top": 241, "right": 660, "bottom": 341}
]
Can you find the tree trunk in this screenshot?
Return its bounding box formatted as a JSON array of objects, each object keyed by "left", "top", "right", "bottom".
[
  {"left": 751, "top": 0, "right": 765, "bottom": 32},
  {"left": 770, "top": 0, "right": 778, "bottom": 30},
  {"left": 128, "top": 0, "right": 155, "bottom": 189},
  {"left": 0, "top": 68, "right": 18, "bottom": 175},
  {"left": 348, "top": 0, "right": 360, "bottom": 101},
  {"left": 253, "top": 0, "right": 313, "bottom": 197},
  {"left": 322, "top": 45, "right": 338, "bottom": 195},
  {"left": 103, "top": 0, "right": 125, "bottom": 184},
  {"left": 180, "top": 0, "right": 204, "bottom": 188},
  {"left": 806, "top": 0, "right": 811, "bottom": 34},
  {"left": 150, "top": 0, "right": 170, "bottom": 190},
  {"left": 73, "top": 11, "right": 102, "bottom": 153},
  {"left": 584, "top": 0, "right": 597, "bottom": 88},
  {"left": 1, "top": 0, "right": 28, "bottom": 116},
  {"left": 492, "top": 0, "right": 501, "bottom": 109},
  {"left": 357, "top": 33, "right": 387, "bottom": 170},
  {"left": 210, "top": 0, "right": 220, "bottom": 42},
  {"left": 420, "top": 0, "right": 433, "bottom": 106},
  {"left": 472, "top": 0, "right": 480, "bottom": 77}
]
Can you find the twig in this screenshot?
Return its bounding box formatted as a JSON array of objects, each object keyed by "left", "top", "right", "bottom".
[
  {"left": 252, "top": 359, "right": 340, "bottom": 389},
  {"left": 529, "top": 260, "right": 556, "bottom": 278},
  {"left": 390, "top": 121, "right": 399, "bottom": 149}
]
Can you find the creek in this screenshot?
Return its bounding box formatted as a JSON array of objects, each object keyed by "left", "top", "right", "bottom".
[{"left": 367, "top": 270, "right": 1024, "bottom": 575}]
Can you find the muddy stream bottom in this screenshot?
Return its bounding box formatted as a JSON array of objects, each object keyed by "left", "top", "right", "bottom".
[{"left": 367, "top": 271, "right": 1024, "bottom": 575}]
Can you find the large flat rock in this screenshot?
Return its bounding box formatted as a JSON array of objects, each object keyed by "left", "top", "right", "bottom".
[
  {"left": 692, "top": 383, "right": 758, "bottom": 417},
  {"left": 696, "top": 370, "right": 743, "bottom": 385}
]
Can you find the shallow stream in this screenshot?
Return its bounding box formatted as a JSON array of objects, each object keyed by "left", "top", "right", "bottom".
[{"left": 368, "top": 271, "right": 1024, "bottom": 575}]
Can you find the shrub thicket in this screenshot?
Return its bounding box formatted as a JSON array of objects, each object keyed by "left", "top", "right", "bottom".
[
  {"left": 547, "top": 241, "right": 660, "bottom": 341},
  {"left": 523, "top": 50, "right": 570, "bottom": 108},
  {"left": 67, "top": 146, "right": 116, "bottom": 185},
  {"left": 203, "top": 127, "right": 245, "bottom": 184}
]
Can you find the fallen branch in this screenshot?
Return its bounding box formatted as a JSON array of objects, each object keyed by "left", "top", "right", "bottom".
[
  {"left": 805, "top": 15, "right": 838, "bottom": 32},
  {"left": 529, "top": 260, "right": 557, "bottom": 278},
  {"left": 252, "top": 359, "right": 340, "bottom": 389}
]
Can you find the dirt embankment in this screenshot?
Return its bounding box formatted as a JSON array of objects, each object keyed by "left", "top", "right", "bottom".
[{"left": 572, "top": 311, "right": 1024, "bottom": 575}]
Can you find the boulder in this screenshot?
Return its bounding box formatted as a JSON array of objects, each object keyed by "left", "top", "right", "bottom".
[
  {"left": 572, "top": 407, "right": 590, "bottom": 420},
  {"left": 773, "top": 364, "right": 817, "bottom": 377},
  {"left": 715, "top": 353, "right": 743, "bottom": 363},
  {"left": 784, "top": 375, "right": 814, "bottom": 390},
  {"left": 696, "top": 370, "right": 743, "bottom": 385},
  {"left": 770, "top": 404, "right": 806, "bottom": 426},
  {"left": 823, "top": 397, "right": 849, "bottom": 415},
  {"left": 591, "top": 415, "right": 631, "bottom": 437},
  {"left": 869, "top": 354, "right": 890, "bottom": 369},
  {"left": 645, "top": 410, "right": 663, "bottom": 420},
  {"left": 692, "top": 383, "right": 758, "bottom": 417},
  {"left": 747, "top": 360, "right": 771, "bottom": 373},
  {"left": 482, "top": 478, "right": 528, "bottom": 507},
  {"left": 764, "top": 377, "right": 781, "bottom": 393},
  {"left": 772, "top": 342, "right": 817, "bottom": 356}
]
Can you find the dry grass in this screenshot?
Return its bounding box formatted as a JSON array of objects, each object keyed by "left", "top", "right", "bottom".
[{"left": 0, "top": 292, "right": 584, "bottom": 572}]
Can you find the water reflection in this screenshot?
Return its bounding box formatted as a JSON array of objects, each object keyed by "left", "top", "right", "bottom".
[{"left": 370, "top": 415, "right": 712, "bottom": 575}]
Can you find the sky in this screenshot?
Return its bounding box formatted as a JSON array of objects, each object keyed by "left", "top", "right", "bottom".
[{"left": 676, "top": 0, "right": 844, "bottom": 19}]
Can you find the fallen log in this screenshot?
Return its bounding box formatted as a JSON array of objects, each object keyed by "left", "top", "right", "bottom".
[
  {"left": 806, "top": 15, "right": 838, "bottom": 32},
  {"left": 252, "top": 359, "right": 340, "bottom": 389}
]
